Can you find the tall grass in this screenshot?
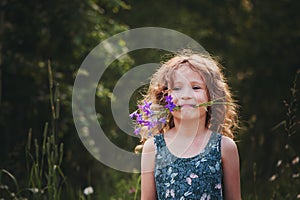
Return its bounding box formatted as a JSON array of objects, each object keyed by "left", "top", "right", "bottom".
[
  {"left": 0, "top": 61, "right": 65, "bottom": 200},
  {"left": 269, "top": 70, "right": 300, "bottom": 199},
  {"left": 0, "top": 60, "right": 142, "bottom": 200}
]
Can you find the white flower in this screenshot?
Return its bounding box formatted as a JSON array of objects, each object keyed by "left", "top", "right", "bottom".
[
  {"left": 83, "top": 186, "right": 94, "bottom": 195},
  {"left": 29, "top": 188, "right": 39, "bottom": 194},
  {"left": 276, "top": 160, "right": 282, "bottom": 167},
  {"left": 292, "top": 156, "right": 299, "bottom": 165},
  {"left": 269, "top": 174, "right": 277, "bottom": 181},
  {"left": 0, "top": 185, "right": 8, "bottom": 190},
  {"left": 292, "top": 173, "right": 300, "bottom": 178}
]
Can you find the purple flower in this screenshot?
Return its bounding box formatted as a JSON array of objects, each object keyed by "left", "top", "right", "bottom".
[
  {"left": 138, "top": 101, "right": 153, "bottom": 116},
  {"left": 134, "top": 127, "right": 141, "bottom": 135},
  {"left": 129, "top": 111, "right": 138, "bottom": 119},
  {"left": 130, "top": 95, "right": 177, "bottom": 136},
  {"left": 143, "top": 120, "right": 155, "bottom": 130},
  {"left": 165, "top": 95, "right": 173, "bottom": 103},
  {"left": 130, "top": 95, "right": 227, "bottom": 137},
  {"left": 159, "top": 117, "right": 166, "bottom": 124},
  {"left": 136, "top": 114, "right": 144, "bottom": 125},
  {"left": 164, "top": 95, "right": 176, "bottom": 112}
]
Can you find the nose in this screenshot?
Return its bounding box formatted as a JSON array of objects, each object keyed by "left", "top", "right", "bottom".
[{"left": 180, "top": 87, "right": 193, "bottom": 100}]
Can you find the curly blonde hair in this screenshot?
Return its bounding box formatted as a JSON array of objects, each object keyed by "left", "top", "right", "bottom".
[{"left": 136, "top": 50, "right": 238, "bottom": 146}]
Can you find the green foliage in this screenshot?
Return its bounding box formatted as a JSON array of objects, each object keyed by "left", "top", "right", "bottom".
[
  {"left": 1, "top": 0, "right": 300, "bottom": 199},
  {"left": 0, "top": 124, "right": 65, "bottom": 199},
  {"left": 0, "top": 64, "right": 65, "bottom": 199},
  {"left": 111, "top": 173, "right": 141, "bottom": 200},
  {"left": 268, "top": 70, "right": 300, "bottom": 199},
  {"left": 0, "top": 0, "right": 132, "bottom": 194}
]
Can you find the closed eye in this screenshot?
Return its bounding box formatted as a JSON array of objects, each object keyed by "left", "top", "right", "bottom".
[
  {"left": 172, "top": 86, "right": 181, "bottom": 91},
  {"left": 192, "top": 85, "right": 202, "bottom": 90}
]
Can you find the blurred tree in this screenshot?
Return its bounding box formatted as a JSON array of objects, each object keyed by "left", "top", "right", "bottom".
[{"left": 0, "top": 0, "right": 133, "bottom": 194}]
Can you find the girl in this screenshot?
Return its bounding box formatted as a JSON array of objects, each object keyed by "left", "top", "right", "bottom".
[{"left": 134, "top": 51, "right": 241, "bottom": 199}]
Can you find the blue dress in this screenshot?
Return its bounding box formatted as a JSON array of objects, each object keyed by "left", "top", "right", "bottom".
[{"left": 154, "top": 132, "right": 223, "bottom": 200}]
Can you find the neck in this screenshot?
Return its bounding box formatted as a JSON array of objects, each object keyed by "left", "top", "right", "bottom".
[
  {"left": 172, "top": 117, "right": 208, "bottom": 138},
  {"left": 167, "top": 117, "right": 211, "bottom": 157}
]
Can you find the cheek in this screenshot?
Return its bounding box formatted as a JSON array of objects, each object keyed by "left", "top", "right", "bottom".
[
  {"left": 169, "top": 92, "right": 179, "bottom": 103},
  {"left": 196, "top": 91, "right": 209, "bottom": 101}
]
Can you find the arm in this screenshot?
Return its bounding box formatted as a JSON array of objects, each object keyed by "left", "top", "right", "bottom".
[
  {"left": 221, "top": 136, "right": 241, "bottom": 200},
  {"left": 141, "top": 138, "right": 157, "bottom": 200}
]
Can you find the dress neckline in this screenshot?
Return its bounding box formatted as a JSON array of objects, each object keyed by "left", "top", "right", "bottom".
[{"left": 160, "top": 132, "right": 216, "bottom": 160}]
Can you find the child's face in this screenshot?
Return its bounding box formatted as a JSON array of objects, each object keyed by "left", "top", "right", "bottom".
[{"left": 169, "top": 65, "right": 209, "bottom": 121}]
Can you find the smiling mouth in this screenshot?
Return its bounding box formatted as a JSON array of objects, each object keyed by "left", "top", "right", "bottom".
[{"left": 178, "top": 104, "right": 196, "bottom": 108}]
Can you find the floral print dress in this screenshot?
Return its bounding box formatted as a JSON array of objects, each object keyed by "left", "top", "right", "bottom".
[{"left": 154, "top": 132, "right": 223, "bottom": 200}]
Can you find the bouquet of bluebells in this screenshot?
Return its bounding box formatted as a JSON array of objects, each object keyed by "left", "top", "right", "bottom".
[
  {"left": 129, "top": 95, "right": 176, "bottom": 139},
  {"left": 130, "top": 95, "right": 225, "bottom": 142}
]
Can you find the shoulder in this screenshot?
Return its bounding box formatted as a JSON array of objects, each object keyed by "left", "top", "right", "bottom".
[
  {"left": 220, "top": 135, "right": 241, "bottom": 199},
  {"left": 221, "top": 136, "right": 239, "bottom": 159},
  {"left": 142, "top": 137, "right": 155, "bottom": 154},
  {"left": 141, "top": 137, "right": 156, "bottom": 173}
]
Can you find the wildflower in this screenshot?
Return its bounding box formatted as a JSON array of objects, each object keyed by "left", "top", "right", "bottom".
[
  {"left": 128, "top": 187, "right": 136, "bottom": 194},
  {"left": 164, "top": 95, "right": 176, "bottom": 112},
  {"left": 134, "top": 127, "right": 141, "bottom": 135},
  {"left": 269, "top": 174, "right": 277, "bottom": 181},
  {"left": 83, "top": 186, "right": 94, "bottom": 195},
  {"left": 292, "top": 173, "right": 300, "bottom": 178},
  {"left": 276, "top": 160, "right": 282, "bottom": 167},
  {"left": 130, "top": 98, "right": 170, "bottom": 133},
  {"left": 130, "top": 95, "right": 228, "bottom": 137},
  {"left": 292, "top": 156, "right": 299, "bottom": 165},
  {"left": 159, "top": 117, "right": 166, "bottom": 124},
  {"left": 29, "top": 188, "right": 39, "bottom": 194},
  {"left": 0, "top": 185, "right": 8, "bottom": 190},
  {"left": 139, "top": 101, "right": 152, "bottom": 116},
  {"left": 129, "top": 110, "right": 138, "bottom": 119}
]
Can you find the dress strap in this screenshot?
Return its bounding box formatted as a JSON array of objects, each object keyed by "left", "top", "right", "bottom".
[
  {"left": 210, "top": 133, "right": 222, "bottom": 160},
  {"left": 154, "top": 132, "right": 222, "bottom": 155}
]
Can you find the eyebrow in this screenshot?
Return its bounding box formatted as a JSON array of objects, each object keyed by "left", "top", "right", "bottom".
[
  {"left": 191, "top": 80, "right": 205, "bottom": 84},
  {"left": 173, "top": 80, "right": 205, "bottom": 85}
]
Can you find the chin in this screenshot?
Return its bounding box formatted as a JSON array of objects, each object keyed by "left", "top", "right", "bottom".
[{"left": 175, "top": 110, "right": 204, "bottom": 120}]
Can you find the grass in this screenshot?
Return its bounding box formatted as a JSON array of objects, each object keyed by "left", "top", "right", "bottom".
[
  {"left": 0, "top": 62, "right": 298, "bottom": 199},
  {"left": 268, "top": 70, "right": 300, "bottom": 199},
  {"left": 0, "top": 61, "right": 65, "bottom": 200},
  {"left": 0, "top": 60, "right": 141, "bottom": 200}
]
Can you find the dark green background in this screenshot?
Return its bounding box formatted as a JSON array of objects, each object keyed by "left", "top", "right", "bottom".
[{"left": 0, "top": 0, "right": 299, "bottom": 199}]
